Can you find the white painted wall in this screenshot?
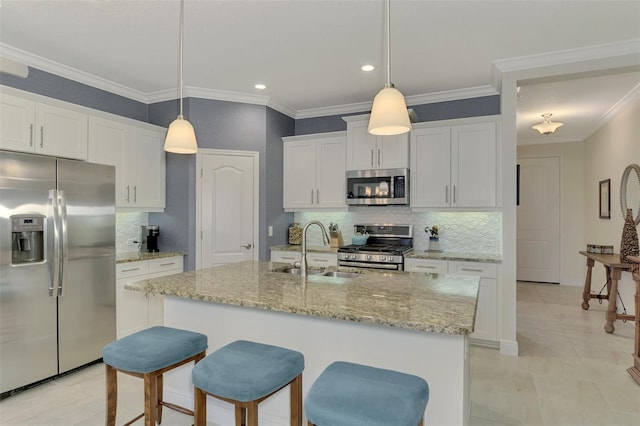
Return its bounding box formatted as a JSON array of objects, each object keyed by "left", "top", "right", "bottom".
[
  {"left": 583, "top": 99, "right": 639, "bottom": 314},
  {"left": 518, "top": 141, "right": 586, "bottom": 286}
]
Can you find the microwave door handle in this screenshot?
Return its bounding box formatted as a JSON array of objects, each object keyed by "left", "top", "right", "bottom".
[{"left": 49, "top": 190, "right": 61, "bottom": 297}]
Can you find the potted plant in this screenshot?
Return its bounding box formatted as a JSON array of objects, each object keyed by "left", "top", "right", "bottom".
[{"left": 425, "top": 225, "right": 442, "bottom": 252}]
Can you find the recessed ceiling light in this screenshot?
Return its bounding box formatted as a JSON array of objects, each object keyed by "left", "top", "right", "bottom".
[
  {"left": 361, "top": 65, "right": 375, "bottom": 72},
  {"left": 254, "top": 83, "right": 266, "bottom": 90}
]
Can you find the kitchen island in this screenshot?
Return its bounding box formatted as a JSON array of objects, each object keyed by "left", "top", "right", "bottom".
[{"left": 126, "top": 260, "right": 480, "bottom": 426}]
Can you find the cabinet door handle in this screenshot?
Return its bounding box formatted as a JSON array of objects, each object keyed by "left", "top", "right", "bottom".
[
  {"left": 445, "top": 186, "right": 449, "bottom": 203},
  {"left": 377, "top": 148, "right": 381, "bottom": 166},
  {"left": 29, "top": 124, "right": 34, "bottom": 146},
  {"left": 311, "top": 189, "right": 314, "bottom": 204},
  {"left": 316, "top": 189, "right": 320, "bottom": 204},
  {"left": 371, "top": 150, "right": 374, "bottom": 167},
  {"left": 126, "top": 185, "right": 130, "bottom": 202},
  {"left": 453, "top": 185, "right": 457, "bottom": 203},
  {"left": 133, "top": 185, "right": 137, "bottom": 203},
  {"left": 40, "top": 126, "right": 44, "bottom": 148},
  {"left": 121, "top": 267, "right": 141, "bottom": 273}
]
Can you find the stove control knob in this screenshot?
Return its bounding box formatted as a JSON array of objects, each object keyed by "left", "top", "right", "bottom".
[
  {"left": 366, "top": 255, "right": 372, "bottom": 260},
  {"left": 350, "top": 254, "right": 357, "bottom": 260},
  {"left": 380, "top": 256, "right": 386, "bottom": 262}
]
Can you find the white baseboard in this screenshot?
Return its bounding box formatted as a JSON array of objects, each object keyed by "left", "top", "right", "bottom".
[{"left": 499, "top": 339, "right": 519, "bottom": 356}]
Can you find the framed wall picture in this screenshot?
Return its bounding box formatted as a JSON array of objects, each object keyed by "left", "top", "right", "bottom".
[{"left": 599, "top": 179, "right": 611, "bottom": 219}]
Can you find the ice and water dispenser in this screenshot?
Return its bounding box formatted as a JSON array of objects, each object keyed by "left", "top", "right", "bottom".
[{"left": 11, "top": 215, "right": 45, "bottom": 264}]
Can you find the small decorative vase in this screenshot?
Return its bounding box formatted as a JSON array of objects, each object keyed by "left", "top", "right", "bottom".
[
  {"left": 620, "top": 208, "right": 639, "bottom": 263},
  {"left": 428, "top": 237, "right": 442, "bottom": 252}
]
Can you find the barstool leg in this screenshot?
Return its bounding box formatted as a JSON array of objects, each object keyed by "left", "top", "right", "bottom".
[
  {"left": 105, "top": 365, "right": 117, "bottom": 426},
  {"left": 290, "top": 374, "right": 302, "bottom": 426},
  {"left": 144, "top": 373, "right": 158, "bottom": 426},
  {"left": 418, "top": 418, "right": 424, "bottom": 426},
  {"left": 246, "top": 401, "right": 259, "bottom": 426},
  {"left": 235, "top": 406, "right": 245, "bottom": 426},
  {"left": 156, "top": 373, "right": 163, "bottom": 424},
  {"left": 194, "top": 387, "right": 207, "bottom": 426}
]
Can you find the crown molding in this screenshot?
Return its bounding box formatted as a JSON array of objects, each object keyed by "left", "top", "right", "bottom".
[
  {"left": 0, "top": 43, "right": 150, "bottom": 103},
  {"left": 492, "top": 39, "right": 640, "bottom": 74},
  {"left": 582, "top": 82, "right": 640, "bottom": 140}
]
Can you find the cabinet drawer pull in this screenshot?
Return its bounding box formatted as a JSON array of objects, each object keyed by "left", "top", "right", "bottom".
[
  {"left": 121, "top": 267, "right": 141, "bottom": 273},
  {"left": 311, "top": 259, "right": 329, "bottom": 263},
  {"left": 281, "top": 256, "right": 296, "bottom": 260},
  {"left": 160, "top": 262, "right": 176, "bottom": 267},
  {"left": 461, "top": 268, "right": 483, "bottom": 272},
  {"left": 416, "top": 265, "right": 436, "bottom": 269}
]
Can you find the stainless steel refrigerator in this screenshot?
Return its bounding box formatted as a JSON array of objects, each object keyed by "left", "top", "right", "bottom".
[{"left": 0, "top": 151, "right": 116, "bottom": 395}]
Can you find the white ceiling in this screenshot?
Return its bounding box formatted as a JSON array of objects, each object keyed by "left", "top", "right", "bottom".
[{"left": 1, "top": 0, "right": 639, "bottom": 143}]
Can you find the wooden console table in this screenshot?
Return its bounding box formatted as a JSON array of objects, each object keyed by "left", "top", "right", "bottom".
[
  {"left": 626, "top": 255, "right": 640, "bottom": 386},
  {"left": 579, "top": 251, "right": 634, "bottom": 333}
]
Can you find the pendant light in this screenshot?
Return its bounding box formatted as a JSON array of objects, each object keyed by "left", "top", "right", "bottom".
[
  {"left": 368, "top": 0, "right": 411, "bottom": 136},
  {"left": 531, "top": 113, "right": 563, "bottom": 135},
  {"left": 164, "top": 0, "right": 198, "bottom": 154}
]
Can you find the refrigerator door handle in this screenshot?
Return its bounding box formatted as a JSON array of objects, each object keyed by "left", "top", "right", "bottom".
[
  {"left": 50, "top": 189, "right": 61, "bottom": 297},
  {"left": 58, "top": 190, "right": 69, "bottom": 297}
]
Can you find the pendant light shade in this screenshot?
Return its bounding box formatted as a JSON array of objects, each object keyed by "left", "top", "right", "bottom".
[
  {"left": 164, "top": 0, "right": 198, "bottom": 154},
  {"left": 368, "top": 84, "right": 411, "bottom": 135},
  {"left": 164, "top": 116, "right": 198, "bottom": 154},
  {"left": 532, "top": 113, "right": 563, "bottom": 135},
  {"left": 368, "top": 0, "right": 410, "bottom": 136}
]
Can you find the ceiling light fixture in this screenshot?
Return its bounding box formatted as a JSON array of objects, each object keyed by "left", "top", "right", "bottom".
[
  {"left": 164, "top": 0, "right": 198, "bottom": 154},
  {"left": 254, "top": 83, "right": 267, "bottom": 90},
  {"left": 361, "top": 65, "right": 375, "bottom": 72},
  {"left": 532, "top": 113, "right": 563, "bottom": 135},
  {"left": 368, "top": 0, "right": 410, "bottom": 136}
]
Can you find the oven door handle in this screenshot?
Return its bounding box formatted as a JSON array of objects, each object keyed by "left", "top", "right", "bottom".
[{"left": 338, "top": 260, "right": 401, "bottom": 270}]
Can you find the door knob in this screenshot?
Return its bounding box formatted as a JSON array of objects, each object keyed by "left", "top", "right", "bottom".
[{"left": 241, "top": 243, "right": 253, "bottom": 249}]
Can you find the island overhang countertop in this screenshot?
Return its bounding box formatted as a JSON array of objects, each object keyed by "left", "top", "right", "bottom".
[{"left": 125, "top": 260, "right": 480, "bottom": 335}]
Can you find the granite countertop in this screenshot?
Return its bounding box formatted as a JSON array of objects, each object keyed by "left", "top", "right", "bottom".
[
  {"left": 116, "top": 251, "right": 185, "bottom": 264},
  {"left": 270, "top": 245, "right": 338, "bottom": 254},
  {"left": 405, "top": 251, "right": 502, "bottom": 263},
  {"left": 126, "top": 260, "right": 479, "bottom": 335}
]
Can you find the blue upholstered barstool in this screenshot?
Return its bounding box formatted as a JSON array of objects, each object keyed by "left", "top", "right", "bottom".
[
  {"left": 192, "top": 340, "right": 305, "bottom": 426},
  {"left": 305, "top": 361, "right": 429, "bottom": 426},
  {"left": 102, "top": 326, "right": 208, "bottom": 426}
]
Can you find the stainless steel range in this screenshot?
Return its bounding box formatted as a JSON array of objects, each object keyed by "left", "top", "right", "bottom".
[{"left": 338, "top": 224, "right": 413, "bottom": 271}]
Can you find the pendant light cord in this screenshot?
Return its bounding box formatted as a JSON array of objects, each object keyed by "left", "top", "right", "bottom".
[
  {"left": 179, "top": 0, "right": 185, "bottom": 118},
  {"left": 386, "top": 0, "right": 391, "bottom": 87}
]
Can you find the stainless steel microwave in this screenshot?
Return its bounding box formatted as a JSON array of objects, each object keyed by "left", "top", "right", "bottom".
[{"left": 346, "top": 168, "right": 409, "bottom": 206}]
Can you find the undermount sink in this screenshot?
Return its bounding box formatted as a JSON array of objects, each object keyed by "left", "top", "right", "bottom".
[
  {"left": 313, "top": 271, "right": 361, "bottom": 279},
  {"left": 279, "top": 267, "right": 303, "bottom": 275}
]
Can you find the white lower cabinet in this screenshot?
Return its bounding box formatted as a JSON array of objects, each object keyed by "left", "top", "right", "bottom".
[
  {"left": 115, "top": 256, "right": 184, "bottom": 338},
  {"left": 406, "top": 258, "right": 498, "bottom": 343},
  {"left": 270, "top": 250, "right": 337, "bottom": 267}
]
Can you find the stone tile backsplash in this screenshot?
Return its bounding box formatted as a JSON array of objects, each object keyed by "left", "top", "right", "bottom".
[
  {"left": 294, "top": 208, "right": 502, "bottom": 254},
  {"left": 116, "top": 212, "right": 148, "bottom": 253}
]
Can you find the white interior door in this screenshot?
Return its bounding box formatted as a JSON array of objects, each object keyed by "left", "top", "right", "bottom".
[
  {"left": 517, "top": 157, "right": 560, "bottom": 283},
  {"left": 198, "top": 150, "right": 258, "bottom": 268}
]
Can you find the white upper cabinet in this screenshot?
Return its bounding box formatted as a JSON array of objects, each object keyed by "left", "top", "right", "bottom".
[
  {"left": 88, "top": 116, "right": 166, "bottom": 211},
  {"left": 1, "top": 93, "right": 88, "bottom": 160},
  {"left": 344, "top": 116, "right": 409, "bottom": 171},
  {"left": 283, "top": 132, "right": 346, "bottom": 211},
  {"left": 411, "top": 117, "right": 499, "bottom": 209}
]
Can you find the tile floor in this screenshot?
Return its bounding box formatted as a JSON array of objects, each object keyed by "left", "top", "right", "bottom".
[{"left": 0, "top": 282, "right": 638, "bottom": 425}]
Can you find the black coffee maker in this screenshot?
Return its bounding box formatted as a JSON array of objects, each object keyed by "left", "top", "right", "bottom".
[{"left": 141, "top": 225, "right": 160, "bottom": 252}]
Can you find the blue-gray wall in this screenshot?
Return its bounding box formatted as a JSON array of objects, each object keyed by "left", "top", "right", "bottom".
[
  {"left": 295, "top": 96, "right": 500, "bottom": 135},
  {"left": 148, "top": 98, "right": 294, "bottom": 269},
  {"left": 0, "top": 68, "right": 148, "bottom": 122},
  {"left": 2, "top": 66, "right": 499, "bottom": 271}
]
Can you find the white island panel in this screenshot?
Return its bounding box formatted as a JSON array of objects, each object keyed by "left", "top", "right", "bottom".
[{"left": 163, "top": 296, "right": 469, "bottom": 426}]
